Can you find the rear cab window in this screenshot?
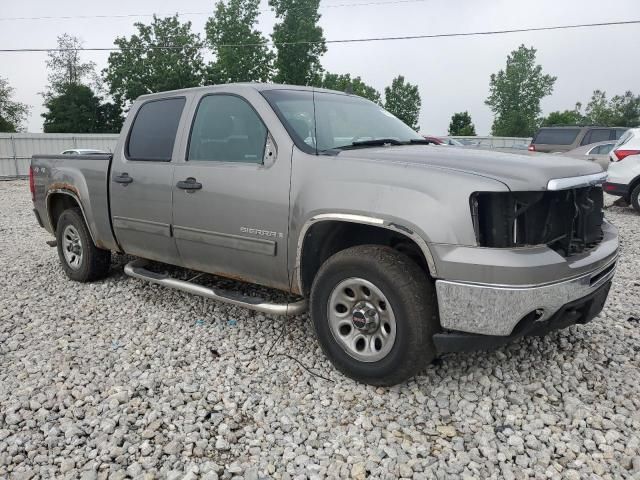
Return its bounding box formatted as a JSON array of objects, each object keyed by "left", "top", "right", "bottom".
[
  {"left": 126, "top": 97, "right": 186, "bottom": 161},
  {"left": 532, "top": 128, "right": 580, "bottom": 145}
]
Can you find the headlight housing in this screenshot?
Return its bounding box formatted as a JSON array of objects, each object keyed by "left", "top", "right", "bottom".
[{"left": 470, "top": 187, "right": 604, "bottom": 257}]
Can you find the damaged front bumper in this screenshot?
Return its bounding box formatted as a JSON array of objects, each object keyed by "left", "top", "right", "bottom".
[
  {"left": 433, "top": 278, "right": 612, "bottom": 353},
  {"left": 435, "top": 254, "right": 617, "bottom": 337}
]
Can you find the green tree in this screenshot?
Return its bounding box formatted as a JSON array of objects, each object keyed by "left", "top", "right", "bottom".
[
  {"left": 448, "top": 111, "right": 476, "bottom": 136},
  {"left": 485, "top": 45, "right": 556, "bottom": 137},
  {"left": 609, "top": 91, "right": 640, "bottom": 127},
  {"left": 384, "top": 76, "right": 421, "bottom": 130},
  {"left": 541, "top": 103, "right": 585, "bottom": 126},
  {"left": 105, "top": 15, "right": 205, "bottom": 106},
  {"left": 42, "top": 83, "right": 122, "bottom": 133},
  {"left": 318, "top": 72, "right": 381, "bottom": 103},
  {"left": 0, "top": 76, "right": 29, "bottom": 132},
  {"left": 270, "top": 0, "right": 326, "bottom": 85},
  {"left": 42, "top": 34, "right": 123, "bottom": 133},
  {"left": 585, "top": 90, "right": 640, "bottom": 127},
  {"left": 205, "top": 0, "right": 273, "bottom": 83},
  {"left": 45, "top": 34, "right": 97, "bottom": 93},
  {"left": 584, "top": 90, "right": 613, "bottom": 125}
]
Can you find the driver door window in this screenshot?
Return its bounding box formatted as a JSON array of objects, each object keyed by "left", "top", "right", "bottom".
[{"left": 187, "top": 95, "right": 267, "bottom": 163}]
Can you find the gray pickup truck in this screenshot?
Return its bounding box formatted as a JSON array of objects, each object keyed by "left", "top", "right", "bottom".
[{"left": 30, "top": 83, "right": 619, "bottom": 385}]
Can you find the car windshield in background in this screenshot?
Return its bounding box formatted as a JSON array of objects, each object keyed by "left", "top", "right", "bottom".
[
  {"left": 533, "top": 128, "right": 580, "bottom": 145},
  {"left": 261, "top": 89, "right": 423, "bottom": 152}
]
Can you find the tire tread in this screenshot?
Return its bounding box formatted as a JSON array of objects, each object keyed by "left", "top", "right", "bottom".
[
  {"left": 310, "top": 244, "right": 438, "bottom": 386},
  {"left": 56, "top": 208, "right": 111, "bottom": 282}
]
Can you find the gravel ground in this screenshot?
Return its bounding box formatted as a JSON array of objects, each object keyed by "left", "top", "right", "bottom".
[{"left": 1, "top": 179, "right": 639, "bottom": 480}]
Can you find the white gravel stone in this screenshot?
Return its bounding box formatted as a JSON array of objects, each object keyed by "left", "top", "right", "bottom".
[{"left": 1, "top": 180, "right": 639, "bottom": 478}]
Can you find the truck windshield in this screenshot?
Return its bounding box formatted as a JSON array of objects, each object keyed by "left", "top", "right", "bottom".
[{"left": 261, "top": 89, "right": 423, "bottom": 153}]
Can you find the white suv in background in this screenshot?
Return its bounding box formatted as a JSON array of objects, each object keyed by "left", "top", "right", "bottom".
[{"left": 604, "top": 128, "right": 640, "bottom": 211}]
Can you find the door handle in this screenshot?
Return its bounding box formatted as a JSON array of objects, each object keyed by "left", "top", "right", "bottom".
[
  {"left": 114, "top": 173, "right": 133, "bottom": 184},
  {"left": 176, "top": 177, "right": 202, "bottom": 190}
]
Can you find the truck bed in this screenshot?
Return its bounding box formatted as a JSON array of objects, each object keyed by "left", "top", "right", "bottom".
[{"left": 31, "top": 154, "right": 119, "bottom": 251}]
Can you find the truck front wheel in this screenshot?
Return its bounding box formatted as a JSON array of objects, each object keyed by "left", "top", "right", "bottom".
[
  {"left": 310, "top": 245, "right": 438, "bottom": 386},
  {"left": 56, "top": 208, "right": 111, "bottom": 282}
]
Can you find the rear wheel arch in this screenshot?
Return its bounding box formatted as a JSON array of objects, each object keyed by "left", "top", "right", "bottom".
[
  {"left": 47, "top": 191, "right": 94, "bottom": 240},
  {"left": 296, "top": 215, "right": 436, "bottom": 297}
]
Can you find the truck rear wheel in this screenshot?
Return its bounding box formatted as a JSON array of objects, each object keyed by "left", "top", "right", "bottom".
[
  {"left": 56, "top": 208, "right": 111, "bottom": 282},
  {"left": 310, "top": 245, "right": 438, "bottom": 386}
]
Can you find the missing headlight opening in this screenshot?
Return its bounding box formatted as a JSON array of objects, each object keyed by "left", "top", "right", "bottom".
[{"left": 471, "top": 187, "right": 604, "bottom": 257}]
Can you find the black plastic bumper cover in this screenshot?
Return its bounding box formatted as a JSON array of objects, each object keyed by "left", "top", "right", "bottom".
[
  {"left": 33, "top": 208, "right": 44, "bottom": 228},
  {"left": 433, "top": 280, "right": 612, "bottom": 353},
  {"left": 603, "top": 182, "right": 629, "bottom": 197}
]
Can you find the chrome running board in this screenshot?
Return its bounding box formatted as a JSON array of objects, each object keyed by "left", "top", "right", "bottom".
[{"left": 124, "top": 259, "right": 307, "bottom": 316}]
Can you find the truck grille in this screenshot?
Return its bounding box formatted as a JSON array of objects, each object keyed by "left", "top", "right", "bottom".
[{"left": 471, "top": 187, "right": 604, "bottom": 257}]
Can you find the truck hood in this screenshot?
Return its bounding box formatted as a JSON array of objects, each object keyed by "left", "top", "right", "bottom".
[{"left": 336, "top": 146, "right": 604, "bottom": 191}]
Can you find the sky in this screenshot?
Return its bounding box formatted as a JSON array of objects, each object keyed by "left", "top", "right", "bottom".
[{"left": 1, "top": 0, "right": 639, "bottom": 135}]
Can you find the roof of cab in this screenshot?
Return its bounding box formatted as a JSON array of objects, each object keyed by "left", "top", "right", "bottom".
[{"left": 135, "top": 82, "right": 351, "bottom": 102}]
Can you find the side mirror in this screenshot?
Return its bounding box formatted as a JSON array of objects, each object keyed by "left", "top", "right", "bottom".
[{"left": 263, "top": 133, "right": 278, "bottom": 167}]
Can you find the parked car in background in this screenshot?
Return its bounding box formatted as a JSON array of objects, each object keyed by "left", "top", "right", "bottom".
[
  {"left": 564, "top": 140, "right": 616, "bottom": 170},
  {"left": 604, "top": 128, "right": 640, "bottom": 211},
  {"left": 529, "top": 126, "right": 627, "bottom": 153},
  {"left": 61, "top": 149, "right": 109, "bottom": 155}
]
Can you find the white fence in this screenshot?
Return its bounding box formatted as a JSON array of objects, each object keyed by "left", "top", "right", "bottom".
[
  {"left": 0, "top": 133, "right": 119, "bottom": 178},
  {"left": 447, "top": 136, "right": 532, "bottom": 149}
]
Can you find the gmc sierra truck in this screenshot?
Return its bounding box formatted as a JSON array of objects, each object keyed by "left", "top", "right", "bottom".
[{"left": 30, "top": 84, "right": 618, "bottom": 386}]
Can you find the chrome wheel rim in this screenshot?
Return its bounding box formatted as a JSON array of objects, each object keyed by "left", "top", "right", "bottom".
[
  {"left": 62, "top": 225, "right": 83, "bottom": 270},
  {"left": 327, "top": 277, "right": 397, "bottom": 362}
]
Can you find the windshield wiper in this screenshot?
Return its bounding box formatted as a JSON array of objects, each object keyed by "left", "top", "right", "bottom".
[
  {"left": 332, "top": 138, "right": 404, "bottom": 150},
  {"left": 329, "top": 137, "right": 437, "bottom": 151},
  {"left": 351, "top": 138, "right": 404, "bottom": 147}
]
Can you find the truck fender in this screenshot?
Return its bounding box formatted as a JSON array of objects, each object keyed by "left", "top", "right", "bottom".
[
  {"left": 46, "top": 188, "right": 101, "bottom": 249},
  {"left": 295, "top": 213, "right": 437, "bottom": 294}
]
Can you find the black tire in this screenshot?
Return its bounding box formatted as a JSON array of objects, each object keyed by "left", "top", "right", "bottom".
[
  {"left": 56, "top": 208, "right": 111, "bottom": 282},
  {"left": 310, "top": 245, "right": 438, "bottom": 386},
  {"left": 631, "top": 184, "right": 640, "bottom": 212}
]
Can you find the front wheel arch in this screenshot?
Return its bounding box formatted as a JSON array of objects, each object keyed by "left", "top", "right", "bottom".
[{"left": 297, "top": 219, "right": 435, "bottom": 296}]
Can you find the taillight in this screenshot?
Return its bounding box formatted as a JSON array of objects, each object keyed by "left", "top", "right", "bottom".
[
  {"left": 613, "top": 149, "right": 640, "bottom": 161},
  {"left": 528, "top": 144, "right": 536, "bottom": 151},
  {"left": 29, "top": 166, "right": 35, "bottom": 202}
]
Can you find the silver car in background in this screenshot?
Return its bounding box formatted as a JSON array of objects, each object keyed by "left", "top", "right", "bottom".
[{"left": 564, "top": 140, "right": 616, "bottom": 170}]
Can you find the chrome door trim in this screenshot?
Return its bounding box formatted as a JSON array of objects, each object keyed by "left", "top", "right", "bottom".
[
  {"left": 173, "top": 225, "right": 277, "bottom": 256},
  {"left": 112, "top": 216, "right": 171, "bottom": 237}
]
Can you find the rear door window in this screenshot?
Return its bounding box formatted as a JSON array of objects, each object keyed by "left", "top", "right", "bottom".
[
  {"left": 127, "top": 97, "right": 186, "bottom": 161},
  {"left": 582, "top": 129, "right": 610, "bottom": 145},
  {"left": 614, "top": 129, "right": 627, "bottom": 140},
  {"left": 614, "top": 130, "right": 633, "bottom": 148},
  {"left": 589, "top": 144, "right": 614, "bottom": 155},
  {"left": 533, "top": 128, "right": 580, "bottom": 145}
]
